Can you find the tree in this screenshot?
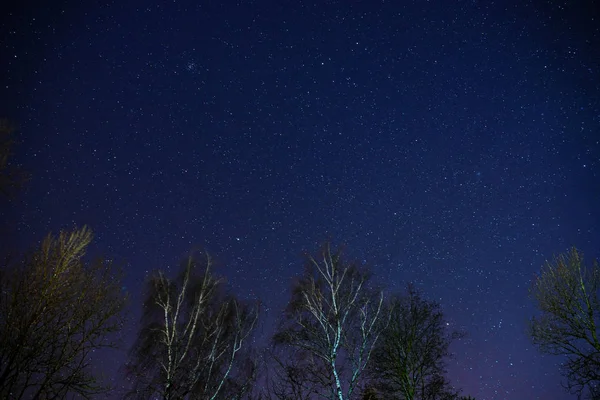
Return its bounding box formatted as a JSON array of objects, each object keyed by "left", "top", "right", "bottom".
[
  {"left": 272, "top": 243, "right": 387, "bottom": 400},
  {"left": 529, "top": 247, "right": 600, "bottom": 398},
  {"left": 369, "top": 284, "right": 462, "bottom": 400},
  {"left": 260, "top": 347, "right": 324, "bottom": 400},
  {"left": 0, "top": 226, "right": 128, "bottom": 399},
  {"left": 125, "top": 252, "right": 258, "bottom": 400},
  {"left": 0, "top": 119, "right": 28, "bottom": 198}
]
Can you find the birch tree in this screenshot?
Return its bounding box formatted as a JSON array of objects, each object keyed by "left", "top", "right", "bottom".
[
  {"left": 529, "top": 248, "right": 600, "bottom": 398},
  {"left": 125, "top": 252, "right": 258, "bottom": 400},
  {"left": 272, "top": 244, "right": 387, "bottom": 400},
  {"left": 0, "top": 226, "right": 127, "bottom": 399}
]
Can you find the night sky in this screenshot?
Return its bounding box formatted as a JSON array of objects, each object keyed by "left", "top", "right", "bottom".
[{"left": 1, "top": 1, "right": 599, "bottom": 399}]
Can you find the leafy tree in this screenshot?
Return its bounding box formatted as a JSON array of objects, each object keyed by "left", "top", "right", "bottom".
[
  {"left": 0, "top": 226, "right": 128, "bottom": 399},
  {"left": 0, "top": 119, "right": 28, "bottom": 198},
  {"left": 125, "top": 252, "right": 258, "bottom": 400},
  {"left": 369, "top": 284, "right": 462, "bottom": 400},
  {"left": 529, "top": 247, "right": 600, "bottom": 398},
  {"left": 271, "top": 243, "right": 387, "bottom": 400}
]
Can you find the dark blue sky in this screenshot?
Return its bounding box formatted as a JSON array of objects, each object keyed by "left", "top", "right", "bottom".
[{"left": 1, "top": 1, "right": 599, "bottom": 399}]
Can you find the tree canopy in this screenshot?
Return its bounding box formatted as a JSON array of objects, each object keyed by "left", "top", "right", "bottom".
[
  {"left": 0, "top": 226, "right": 128, "bottom": 399},
  {"left": 529, "top": 247, "right": 600, "bottom": 398}
]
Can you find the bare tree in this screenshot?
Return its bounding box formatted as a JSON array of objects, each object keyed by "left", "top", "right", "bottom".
[
  {"left": 261, "top": 346, "right": 332, "bottom": 400},
  {"left": 272, "top": 244, "right": 387, "bottom": 400},
  {"left": 369, "top": 284, "right": 462, "bottom": 400},
  {"left": 529, "top": 247, "right": 600, "bottom": 398},
  {"left": 0, "top": 226, "right": 128, "bottom": 399},
  {"left": 125, "top": 252, "right": 258, "bottom": 400}
]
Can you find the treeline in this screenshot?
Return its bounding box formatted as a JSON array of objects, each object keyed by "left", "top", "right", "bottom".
[
  {"left": 0, "top": 120, "right": 472, "bottom": 399},
  {"left": 2, "top": 121, "right": 599, "bottom": 399},
  {"left": 0, "top": 225, "right": 473, "bottom": 400}
]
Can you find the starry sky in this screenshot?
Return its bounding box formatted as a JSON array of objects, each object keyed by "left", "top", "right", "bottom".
[{"left": 1, "top": 0, "right": 599, "bottom": 399}]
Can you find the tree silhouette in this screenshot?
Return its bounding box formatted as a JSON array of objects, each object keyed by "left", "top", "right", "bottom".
[
  {"left": 260, "top": 346, "right": 325, "bottom": 400},
  {"left": 529, "top": 247, "right": 600, "bottom": 398},
  {"left": 0, "top": 226, "right": 128, "bottom": 399},
  {"left": 369, "top": 284, "right": 463, "bottom": 400}
]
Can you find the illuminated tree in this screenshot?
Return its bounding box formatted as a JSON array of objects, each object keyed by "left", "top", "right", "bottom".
[
  {"left": 272, "top": 243, "right": 387, "bottom": 400},
  {"left": 125, "top": 252, "right": 258, "bottom": 400},
  {"left": 0, "top": 226, "right": 128, "bottom": 399},
  {"left": 529, "top": 248, "right": 600, "bottom": 398},
  {"left": 369, "top": 284, "right": 462, "bottom": 400}
]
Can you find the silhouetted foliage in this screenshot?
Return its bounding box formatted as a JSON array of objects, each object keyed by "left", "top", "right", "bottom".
[
  {"left": 125, "top": 252, "right": 258, "bottom": 400},
  {"left": 270, "top": 243, "right": 388, "bottom": 400},
  {"left": 260, "top": 347, "right": 325, "bottom": 400},
  {"left": 369, "top": 284, "right": 463, "bottom": 400},
  {"left": 0, "top": 226, "right": 128, "bottom": 399},
  {"left": 529, "top": 248, "right": 600, "bottom": 399}
]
